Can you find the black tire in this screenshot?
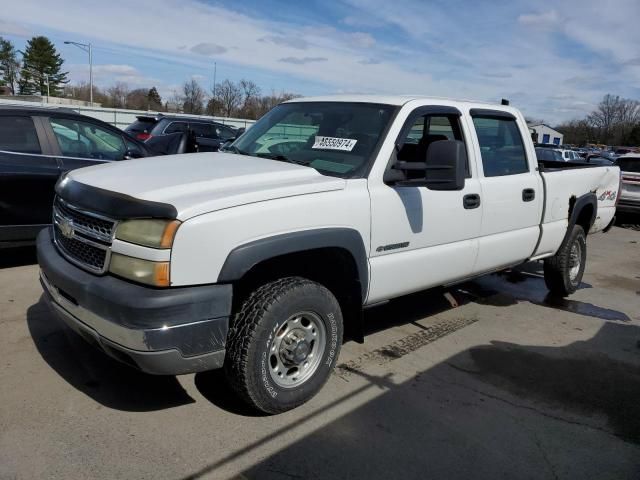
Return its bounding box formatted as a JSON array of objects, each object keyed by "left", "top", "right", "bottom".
[
  {"left": 224, "top": 277, "right": 343, "bottom": 414},
  {"left": 543, "top": 225, "right": 587, "bottom": 297}
]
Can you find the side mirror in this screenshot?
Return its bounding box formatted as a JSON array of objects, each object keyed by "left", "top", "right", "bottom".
[
  {"left": 235, "top": 127, "right": 246, "bottom": 136},
  {"left": 123, "top": 149, "right": 144, "bottom": 160},
  {"left": 424, "top": 140, "right": 466, "bottom": 191},
  {"left": 388, "top": 140, "right": 466, "bottom": 190}
]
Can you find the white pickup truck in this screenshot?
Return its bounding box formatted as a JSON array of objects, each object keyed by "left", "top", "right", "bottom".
[{"left": 37, "top": 95, "right": 620, "bottom": 413}]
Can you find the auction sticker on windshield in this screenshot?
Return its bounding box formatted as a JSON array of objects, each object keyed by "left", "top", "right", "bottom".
[{"left": 312, "top": 136, "right": 358, "bottom": 152}]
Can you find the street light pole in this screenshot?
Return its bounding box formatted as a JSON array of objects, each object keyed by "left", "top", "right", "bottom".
[
  {"left": 64, "top": 41, "right": 93, "bottom": 106},
  {"left": 89, "top": 43, "right": 93, "bottom": 106},
  {"left": 212, "top": 61, "right": 217, "bottom": 117}
]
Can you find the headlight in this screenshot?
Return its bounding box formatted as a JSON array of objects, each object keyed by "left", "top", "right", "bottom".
[
  {"left": 109, "top": 253, "right": 170, "bottom": 287},
  {"left": 115, "top": 219, "right": 180, "bottom": 248}
]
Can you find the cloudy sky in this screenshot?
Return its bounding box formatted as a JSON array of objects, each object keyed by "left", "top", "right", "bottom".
[{"left": 1, "top": 0, "right": 639, "bottom": 123}]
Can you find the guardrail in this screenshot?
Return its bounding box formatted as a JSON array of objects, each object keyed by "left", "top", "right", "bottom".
[{"left": 0, "top": 98, "right": 256, "bottom": 130}]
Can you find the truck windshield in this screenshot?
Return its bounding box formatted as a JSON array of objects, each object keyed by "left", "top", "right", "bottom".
[{"left": 231, "top": 102, "right": 397, "bottom": 178}]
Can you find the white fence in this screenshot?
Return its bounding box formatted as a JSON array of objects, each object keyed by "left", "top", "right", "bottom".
[{"left": 0, "top": 98, "right": 256, "bottom": 130}]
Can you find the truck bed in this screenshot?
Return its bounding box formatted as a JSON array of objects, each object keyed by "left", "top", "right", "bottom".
[
  {"left": 538, "top": 160, "right": 603, "bottom": 171},
  {"left": 532, "top": 163, "right": 619, "bottom": 259}
]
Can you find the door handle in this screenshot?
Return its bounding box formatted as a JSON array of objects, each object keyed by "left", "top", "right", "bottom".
[
  {"left": 463, "top": 193, "right": 481, "bottom": 209},
  {"left": 522, "top": 188, "right": 536, "bottom": 202}
]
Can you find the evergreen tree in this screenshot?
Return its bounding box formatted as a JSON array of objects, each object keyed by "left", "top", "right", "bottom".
[
  {"left": 0, "top": 37, "right": 20, "bottom": 94},
  {"left": 148, "top": 87, "right": 162, "bottom": 110},
  {"left": 18, "top": 36, "right": 68, "bottom": 96}
]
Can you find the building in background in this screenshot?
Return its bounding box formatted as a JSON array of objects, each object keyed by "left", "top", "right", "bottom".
[{"left": 529, "top": 123, "right": 564, "bottom": 145}]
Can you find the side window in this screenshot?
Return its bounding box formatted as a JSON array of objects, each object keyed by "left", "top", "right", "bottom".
[
  {"left": 49, "top": 118, "right": 126, "bottom": 160},
  {"left": 164, "top": 122, "right": 188, "bottom": 134},
  {"left": 190, "top": 122, "right": 216, "bottom": 138},
  {"left": 405, "top": 117, "right": 424, "bottom": 144},
  {"left": 397, "top": 113, "right": 469, "bottom": 176},
  {"left": 472, "top": 116, "right": 529, "bottom": 177},
  {"left": 0, "top": 116, "right": 41, "bottom": 154},
  {"left": 218, "top": 126, "right": 236, "bottom": 140}
]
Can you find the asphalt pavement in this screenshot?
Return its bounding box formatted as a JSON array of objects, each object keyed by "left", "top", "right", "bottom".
[{"left": 1, "top": 225, "right": 639, "bottom": 480}]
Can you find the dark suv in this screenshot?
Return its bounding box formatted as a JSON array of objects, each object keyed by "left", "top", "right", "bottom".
[
  {"left": 0, "top": 105, "right": 153, "bottom": 247},
  {"left": 125, "top": 114, "right": 239, "bottom": 152}
]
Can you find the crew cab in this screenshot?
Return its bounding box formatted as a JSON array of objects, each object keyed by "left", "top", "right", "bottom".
[{"left": 36, "top": 95, "right": 620, "bottom": 414}]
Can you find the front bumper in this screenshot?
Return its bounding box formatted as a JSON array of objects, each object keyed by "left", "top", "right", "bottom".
[{"left": 37, "top": 228, "right": 232, "bottom": 375}]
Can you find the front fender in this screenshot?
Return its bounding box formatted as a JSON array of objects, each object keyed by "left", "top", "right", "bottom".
[{"left": 218, "top": 228, "right": 369, "bottom": 299}]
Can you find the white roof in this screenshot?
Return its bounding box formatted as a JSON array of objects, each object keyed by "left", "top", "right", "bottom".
[{"left": 285, "top": 94, "right": 507, "bottom": 109}]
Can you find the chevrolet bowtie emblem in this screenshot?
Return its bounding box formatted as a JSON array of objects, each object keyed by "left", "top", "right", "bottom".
[{"left": 59, "top": 218, "right": 75, "bottom": 239}]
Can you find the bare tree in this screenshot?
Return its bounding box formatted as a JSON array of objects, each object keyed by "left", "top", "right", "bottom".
[
  {"left": 127, "top": 88, "right": 150, "bottom": 110},
  {"left": 237, "top": 79, "right": 261, "bottom": 117},
  {"left": 106, "top": 82, "right": 129, "bottom": 108},
  {"left": 182, "top": 79, "right": 205, "bottom": 114},
  {"left": 213, "top": 79, "right": 243, "bottom": 117},
  {"left": 554, "top": 119, "right": 596, "bottom": 145}
]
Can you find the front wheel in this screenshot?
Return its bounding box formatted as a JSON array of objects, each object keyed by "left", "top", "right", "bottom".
[
  {"left": 224, "top": 277, "right": 343, "bottom": 414},
  {"left": 543, "top": 225, "right": 587, "bottom": 297}
]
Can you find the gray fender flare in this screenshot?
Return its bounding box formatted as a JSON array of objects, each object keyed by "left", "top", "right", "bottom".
[
  {"left": 559, "top": 192, "right": 597, "bottom": 251},
  {"left": 218, "top": 228, "right": 369, "bottom": 300}
]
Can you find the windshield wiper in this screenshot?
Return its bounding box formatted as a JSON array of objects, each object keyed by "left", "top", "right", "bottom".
[{"left": 255, "top": 153, "right": 308, "bottom": 166}]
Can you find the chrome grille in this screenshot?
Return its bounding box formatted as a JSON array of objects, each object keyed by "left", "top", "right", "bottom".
[{"left": 52, "top": 197, "right": 117, "bottom": 274}]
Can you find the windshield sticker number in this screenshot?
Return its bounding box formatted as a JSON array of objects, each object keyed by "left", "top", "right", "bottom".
[{"left": 312, "top": 136, "right": 357, "bottom": 152}]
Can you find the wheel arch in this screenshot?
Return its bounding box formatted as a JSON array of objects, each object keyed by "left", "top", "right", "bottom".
[
  {"left": 560, "top": 193, "right": 597, "bottom": 251},
  {"left": 218, "top": 228, "right": 369, "bottom": 343},
  {"left": 218, "top": 228, "right": 368, "bottom": 298}
]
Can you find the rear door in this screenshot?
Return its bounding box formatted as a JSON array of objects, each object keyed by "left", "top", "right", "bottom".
[
  {"left": 0, "top": 114, "right": 60, "bottom": 240},
  {"left": 189, "top": 122, "right": 221, "bottom": 152},
  {"left": 469, "top": 109, "right": 543, "bottom": 273}
]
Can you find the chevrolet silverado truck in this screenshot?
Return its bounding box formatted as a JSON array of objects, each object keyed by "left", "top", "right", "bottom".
[{"left": 36, "top": 95, "right": 620, "bottom": 413}]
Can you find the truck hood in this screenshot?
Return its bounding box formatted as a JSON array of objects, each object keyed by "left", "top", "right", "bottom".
[{"left": 65, "top": 152, "right": 346, "bottom": 219}]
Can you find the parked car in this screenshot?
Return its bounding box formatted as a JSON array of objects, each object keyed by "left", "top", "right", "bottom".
[
  {"left": 557, "top": 149, "right": 582, "bottom": 161},
  {"left": 535, "top": 147, "right": 563, "bottom": 162},
  {"left": 579, "top": 155, "right": 615, "bottom": 166},
  {"left": 615, "top": 154, "right": 640, "bottom": 215},
  {"left": 125, "top": 114, "right": 240, "bottom": 152},
  {"left": 0, "top": 106, "right": 155, "bottom": 247},
  {"left": 37, "top": 95, "right": 619, "bottom": 413}
]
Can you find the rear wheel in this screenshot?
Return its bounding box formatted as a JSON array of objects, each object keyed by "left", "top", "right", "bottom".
[
  {"left": 543, "top": 225, "right": 587, "bottom": 297},
  {"left": 224, "top": 277, "right": 343, "bottom": 414}
]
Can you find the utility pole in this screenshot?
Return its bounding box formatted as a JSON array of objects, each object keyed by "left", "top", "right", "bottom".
[{"left": 64, "top": 41, "right": 93, "bottom": 106}]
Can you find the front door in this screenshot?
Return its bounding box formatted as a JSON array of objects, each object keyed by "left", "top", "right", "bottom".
[
  {"left": 367, "top": 107, "right": 483, "bottom": 304},
  {"left": 47, "top": 116, "right": 127, "bottom": 172}
]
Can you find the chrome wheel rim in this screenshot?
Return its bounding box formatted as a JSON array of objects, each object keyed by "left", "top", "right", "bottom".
[
  {"left": 568, "top": 240, "right": 582, "bottom": 284},
  {"left": 268, "top": 311, "right": 326, "bottom": 389}
]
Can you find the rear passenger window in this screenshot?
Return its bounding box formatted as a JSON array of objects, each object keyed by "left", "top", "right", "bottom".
[
  {"left": 472, "top": 116, "right": 529, "bottom": 177},
  {"left": 164, "top": 122, "right": 188, "bottom": 134},
  {"left": 217, "top": 126, "right": 236, "bottom": 140},
  {"left": 190, "top": 123, "right": 216, "bottom": 138},
  {"left": 0, "top": 116, "right": 41, "bottom": 154}
]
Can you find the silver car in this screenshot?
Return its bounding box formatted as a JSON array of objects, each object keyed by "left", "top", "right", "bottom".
[{"left": 616, "top": 154, "right": 640, "bottom": 216}]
